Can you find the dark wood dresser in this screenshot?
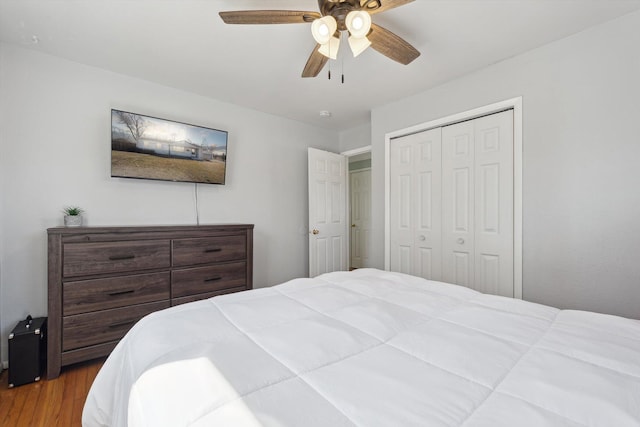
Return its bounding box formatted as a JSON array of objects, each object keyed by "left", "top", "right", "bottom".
[{"left": 46, "top": 224, "right": 253, "bottom": 379}]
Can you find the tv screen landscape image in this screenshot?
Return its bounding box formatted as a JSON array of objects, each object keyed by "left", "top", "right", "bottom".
[{"left": 111, "top": 109, "right": 228, "bottom": 185}]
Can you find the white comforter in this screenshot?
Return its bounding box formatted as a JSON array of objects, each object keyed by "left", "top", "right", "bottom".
[{"left": 83, "top": 268, "right": 640, "bottom": 427}]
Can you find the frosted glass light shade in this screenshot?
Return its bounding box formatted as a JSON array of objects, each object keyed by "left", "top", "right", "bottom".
[
  {"left": 348, "top": 36, "right": 372, "bottom": 57},
  {"left": 318, "top": 37, "right": 340, "bottom": 60},
  {"left": 345, "top": 11, "right": 371, "bottom": 39},
  {"left": 311, "top": 16, "right": 338, "bottom": 45}
]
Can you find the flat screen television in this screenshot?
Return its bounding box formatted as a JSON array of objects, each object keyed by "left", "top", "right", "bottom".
[{"left": 111, "top": 109, "right": 228, "bottom": 185}]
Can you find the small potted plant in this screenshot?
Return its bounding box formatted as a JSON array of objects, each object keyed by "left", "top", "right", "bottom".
[{"left": 62, "top": 206, "right": 84, "bottom": 227}]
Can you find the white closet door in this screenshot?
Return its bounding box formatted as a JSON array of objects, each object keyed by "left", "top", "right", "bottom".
[
  {"left": 414, "top": 129, "right": 443, "bottom": 280},
  {"left": 442, "top": 110, "right": 513, "bottom": 296},
  {"left": 442, "top": 120, "right": 475, "bottom": 288},
  {"left": 474, "top": 111, "right": 514, "bottom": 296},
  {"left": 389, "top": 128, "right": 442, "bottom": 279},
  {"left": 389, "top": 136, "right": 414, "bottom": 274}
]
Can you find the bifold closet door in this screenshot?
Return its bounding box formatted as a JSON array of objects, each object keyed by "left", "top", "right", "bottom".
[
  {"left": 441, "top": 120, "right": 475, "bottom": 288},
  {"left": 389, "top": 128, "right": 442, "bottom": 279},
  {"left": 442, "top": 110, "right": 514, "bottom": 296},
  {"left": 389, "top": 109, "right": 514, "bottom": 297}
]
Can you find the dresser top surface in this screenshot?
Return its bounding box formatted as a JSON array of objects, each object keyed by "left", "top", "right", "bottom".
[{"left": 47, "top": 224, "right": 254, "bottom": 235}]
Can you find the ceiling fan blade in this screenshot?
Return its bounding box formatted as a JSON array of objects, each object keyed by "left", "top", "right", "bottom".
[
  {"left": 368, "top": 23, "right": 420, "bottom": 65},
  {"left": 302, "top": 45, "right": 329, "bottom": 78},
  {"left": 219, "top": 10, "right": 320, "bottom": 25},
  {"left": 363, "top": 0, "right": 415, "bottom": 15}
]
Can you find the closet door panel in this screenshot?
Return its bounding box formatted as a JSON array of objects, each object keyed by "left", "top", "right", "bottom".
[
  {"left": 413, "top": 128, "right": 442, "bottom": 280},
  {"left": 390, "top": 139, "right": 415, "bottom": 274},
  {"left": 390, "top": 128, "right": 442, "bottom": 279},
  {"left": 474, "top": 110, "right": 514, "bottom": 297},
  {"left": 442, "top": 121, "right": 475, "bottom": 287},
  {"left": 453, "top": 251, "right": 471, "bottom": 287}
]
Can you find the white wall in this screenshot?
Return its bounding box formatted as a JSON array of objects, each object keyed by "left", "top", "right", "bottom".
[
  {"left": 0, "top": 43, "right": 339, "bottom": 364},
  {"left": 370, "top": 10, "right": 640, "bottom": 319},
  {"left": 339, "top": 122, "right": 371, "bottom": 153}
]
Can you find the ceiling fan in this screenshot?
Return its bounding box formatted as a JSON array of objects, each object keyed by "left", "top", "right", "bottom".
[{"left": 219, "top": 0, "right": 420, "bottom": 78}]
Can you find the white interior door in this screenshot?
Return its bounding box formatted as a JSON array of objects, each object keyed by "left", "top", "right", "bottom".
[
  {"left": 349, "top": 168, "right": 371, "bottom": 269},
  {"left": 389, "top": 128, "right": 442, "bottom": 279},
  {"left": 308, "top": 148, "right": 348, "bottom": 277}
]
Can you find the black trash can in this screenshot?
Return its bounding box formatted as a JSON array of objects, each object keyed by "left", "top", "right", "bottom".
[{"left": 8, "top": 315, "right": 47, "bottom": 388}]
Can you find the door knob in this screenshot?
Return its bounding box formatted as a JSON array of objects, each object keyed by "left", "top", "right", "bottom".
[
  {"left": 312, "top": 229, "right": 320, "bottom": 235},
  {"left": 351, "top": 224, "right": 356, "bottom": 228},
  {"left": 418, "top": 235, "right": 426, "bottom": 241},
  {"left": 457, "top": 238, "right": 465, "bottom": 244}
]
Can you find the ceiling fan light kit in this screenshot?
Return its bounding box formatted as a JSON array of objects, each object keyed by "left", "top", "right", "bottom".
[
  {"left": 318, "top": 37, "right": 341, "bottom": 60},
  {"left": 312, "top": 15, "right": 341, "bottom": 60},
  {"left": 219, "top": 0, "right": 421, "bottom": 78},
  {"left": 345, "top": 10, "right": 372, "bottom": 57},
  {"left": 345, "top": 10, "right": 371, "bottom": 38},
  {"left": 311, "top": 15, "right": 337, "bottom": 44},
  {"left": 348, "top": 36, "right": 372, "bottom": 57}
]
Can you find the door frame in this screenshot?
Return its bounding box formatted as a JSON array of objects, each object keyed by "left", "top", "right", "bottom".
[
  {"left": 307, "top": 146, "right": 372, "bottom": 276},
  {"left": 384, "top": 97, "right": 523, "bottom": 299}
]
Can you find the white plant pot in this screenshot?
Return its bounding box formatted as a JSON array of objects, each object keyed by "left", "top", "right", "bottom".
[{"left": 64, "top": 215, "right": 83, "bottom": 227}]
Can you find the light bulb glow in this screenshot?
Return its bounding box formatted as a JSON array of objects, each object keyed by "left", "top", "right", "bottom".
[
  {"left": 318, "top": 24, "right": 329, "bottom": 37},
  {"left": 352, "top": 16, "right": 364, "bottom": 31}
]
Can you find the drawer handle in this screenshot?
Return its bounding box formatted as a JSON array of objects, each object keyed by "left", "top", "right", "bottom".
[
  {"left": 204, "top": 248, "right": 222, "bottom": 253},
  {"left": 108, "top": 254, "right": 135, "bottom": 261},
  {"left": 107, "top": 289, "right": 135, "bottom": 297},
  {"left": 204, "top": 276, "right": 222, "bottom": 282},
  {"left": 108, "top": 320, "right": 135, "bottom": 329}
]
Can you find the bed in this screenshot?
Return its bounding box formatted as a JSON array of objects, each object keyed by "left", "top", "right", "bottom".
[{"left": 82, "top": 268, "right": 640, "bottom": 427}]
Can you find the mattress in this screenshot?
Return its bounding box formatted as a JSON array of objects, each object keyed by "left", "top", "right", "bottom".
[{"left": 82, "top": 268, "right": 640, "bottom": 427}]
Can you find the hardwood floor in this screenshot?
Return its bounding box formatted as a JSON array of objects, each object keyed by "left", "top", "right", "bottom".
[{"left": 0, "top": 358, "right": 105, "bottom": 427}]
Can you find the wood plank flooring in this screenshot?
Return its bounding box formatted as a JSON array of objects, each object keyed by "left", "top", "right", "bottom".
[{"left": 0, "top": 358, "right": 105, "bottom": 427}]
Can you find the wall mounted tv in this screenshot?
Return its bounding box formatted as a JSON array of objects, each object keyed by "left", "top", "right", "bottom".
[{"left": 111, "top": 109, "right": 228, "bottom": 185}]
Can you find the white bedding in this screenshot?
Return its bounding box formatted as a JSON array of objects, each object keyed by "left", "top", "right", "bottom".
[{"left": 82, "top": 268, "right": 640, "bottom": 427}]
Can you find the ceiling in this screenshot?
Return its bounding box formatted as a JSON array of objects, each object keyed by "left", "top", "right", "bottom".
[{"left": 1, "top": 0, "right": 639, "bottom": 131}]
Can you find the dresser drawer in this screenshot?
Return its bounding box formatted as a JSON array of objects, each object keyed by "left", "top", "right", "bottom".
[
  {"left": 62, "top": 301, "right": 170, "bottom": 351},
  {"left": 63, "top": 272, "right": 170, "bottom": 316},
  {"left": 63, "top": 240, "right": 170, "bottom": 277},
  {"left": 172, "top": 235, "right": 246, "bottom": 267},
  {"left": 172, "top": 261, "right": 246, "bottom": 298},
  {"left": 171, "top": 286, "right": 247, "bottom": 307}
]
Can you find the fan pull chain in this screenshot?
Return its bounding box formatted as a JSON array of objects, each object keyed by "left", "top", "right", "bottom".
[
  {"left": 341, "top": 57, "right": 345, "bottom": 84},
  {"left": 327, "top": 40, "right": 333, "bottom": 80}
]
